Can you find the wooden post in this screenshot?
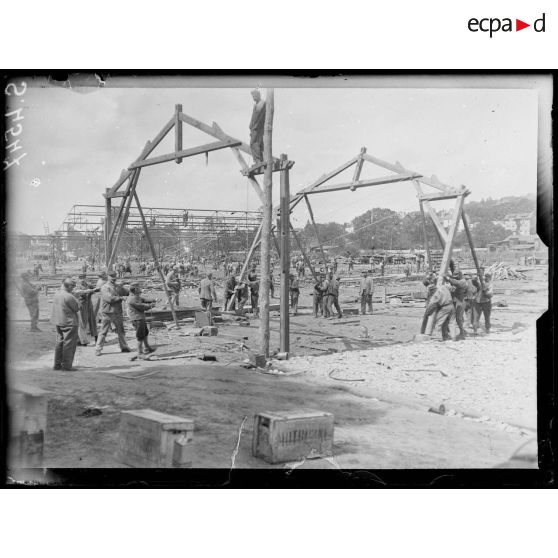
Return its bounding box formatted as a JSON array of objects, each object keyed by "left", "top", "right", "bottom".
[
  {"left": 461, "top": 210, "right": 485, "bottom": 290},
  {"left": 304, "top": 194, "right": 327, "bottom": 269},
  {"left": 107, "top": 169, "right": 140, "bottom": 270},
  {"left": 436, "top": 194, "right": 465, "bottom": 287},
  {"left": 279, "top": 154, "right": 290, "bottom": 354},
  {"left": 418, "top": 200, "right": 432, "bottom": 271},
  {"left": 352, "top": 147, "right": 367, "bottom": 185},
  {"left": 258, "top": 88, "right": 274, "bottom": 358},
  {"left": 105, "top": 189, "right": 112, "bottom": 269},
  {"left": 175, "top": 104, "right": 183, "bottom": 164},
  {"left": 133, "top": 192, "right": 180, "bottom": 329}
]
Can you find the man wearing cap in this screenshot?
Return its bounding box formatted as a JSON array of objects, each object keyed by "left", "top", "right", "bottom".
[
  {"left": 51, "top": 277, "right": 80, "bottom": 370},
  {"left": 73, "top": 273, "right": 100, "bottom": 345},
  {"left": 95, "top": 270, "right": 131, "bottom": 356},
  {"left": 445, "top": 270, "right": 468, "bottom": 340},
  {"left": 233, "top": 276, "right": 249, "bottom": 315},
  {"left": 472, "top": 273, "right": 493, "bottom": 334},
  {"left": 249, "top": 89, "right": 266, "bottom": 164},
  {"left": 359, "top": 270, "right": 374, "bottom": 315},
  {"left": 18, "top": 272, "right": 41, "bottom": 331},
  {"left": 426, "top": 278, "right": 455, "bottom": 341},
  {"left": 463, "top": 272, "right": 477, "bottom": 328},
  {"left": 127, "top": 284, "right": 157, "bottom": 355},
  {"left": 247, "top": 266, "right": 259, "bottom": 318},
  {"left": 420, "top": 271, "right": 438, "bottom": 334},
  {"left": 224, "top": 273, "right": 237, "bottom": 311},
  {"left": 325, "top": 273, "right": 343, "bottom": 319},
  {"left": 165, "top": 266, "right": 181, "bottom": 307},
  {"left": 199, "top": 272, "right": 218, "bottom": 311},
  {"left": 92, "top": 271, "right": 108, "bottom": 320},
  {"left": 313, "top": 273, "right": 327, "bottom": 318},
  {"left": 289, "top": 273, "right": 300, "bottom": 315}
]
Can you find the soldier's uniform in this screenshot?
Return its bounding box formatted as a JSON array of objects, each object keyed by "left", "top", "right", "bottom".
[{"left": 20, "top": 274, "right": 41, "bottom": 331}]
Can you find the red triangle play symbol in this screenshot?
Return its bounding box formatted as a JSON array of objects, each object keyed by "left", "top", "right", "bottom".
[{"left": 516, "top": 19, "right": 530, "bottom": 31}]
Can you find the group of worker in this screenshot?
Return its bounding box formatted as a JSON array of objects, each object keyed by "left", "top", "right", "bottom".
[{"left": 421, "top": 268, "right": 493, "bottom": 341}]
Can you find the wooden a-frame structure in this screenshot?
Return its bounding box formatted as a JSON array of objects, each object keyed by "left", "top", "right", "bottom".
[
  {"left": 103, "top": 104, "right": 290, "bottom": 328},
  {"left": 237, "top": 146, "right": 485, "bottom": 295}
]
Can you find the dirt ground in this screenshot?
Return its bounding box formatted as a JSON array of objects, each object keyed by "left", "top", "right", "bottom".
[{"left": 6, "top": 264, "right": 546, "bottom": 470}]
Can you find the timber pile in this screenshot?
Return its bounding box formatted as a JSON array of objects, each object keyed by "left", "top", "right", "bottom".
[
  {"left": 146, "top": 306, "right": 221, "bottom": 322},
  {"left": 486, "top": 263, "right": 527, "bottom": 280}
]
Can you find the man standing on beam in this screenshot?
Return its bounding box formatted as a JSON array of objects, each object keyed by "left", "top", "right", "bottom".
[{"left": 249, "top": 89, "right": 266, "bottom": 164}]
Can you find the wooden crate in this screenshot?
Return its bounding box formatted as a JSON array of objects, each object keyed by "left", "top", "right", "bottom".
[
  {"left": 8, "top": 384, "right": 50, "bottom": 468},
  {"left": 252, "top": 410, "right": 334, "bottom": 464},
  {"left": 119, "top": 409, "right": 194, "bottom": 468}
]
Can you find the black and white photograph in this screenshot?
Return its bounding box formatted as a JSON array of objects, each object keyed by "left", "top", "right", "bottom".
[{"left": 3, "top": 74, "right": 553, "bottom": 480}]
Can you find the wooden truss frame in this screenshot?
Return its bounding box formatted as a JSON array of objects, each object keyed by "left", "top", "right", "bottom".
[
  {"left": 237, "top": 146, "right": 485, "bottom": 293},
  {"left": 103, "top": 104, "right": 286, "bottom": 328}
]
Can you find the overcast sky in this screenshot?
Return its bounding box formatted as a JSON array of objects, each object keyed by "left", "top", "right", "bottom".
[{"left": 7, "top": 80, "right": 538, "bottom": 235}]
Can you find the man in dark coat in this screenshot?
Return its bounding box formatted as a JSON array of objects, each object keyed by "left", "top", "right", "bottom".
[
  {"left": 51, "top": 277, "right": 80, "bottom": 371},
  {"left": 127, "top": 284, "right": 157, "bottom": 355},
  {"left": 19, "top": 272, "right": 41, "bottom": 331},
  {"left": 249, "top": 89, "right": 266, "bottom": 163}
]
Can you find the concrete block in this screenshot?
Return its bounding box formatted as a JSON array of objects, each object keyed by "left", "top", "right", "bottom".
[
  {"left": 199, "top": 326, "right": 218, "bottom": 336},
  {"left": 252, "top": 410, "right": 334, "bottom": 464},
  {"left": 194, "top": 311, "right": 212, "bottom": 327},
  {"left": 119, "top": 409, "right": 194, "bottom": 468},
  {"left": 250, "top": 353, "right": 267, "bottom": 368}
]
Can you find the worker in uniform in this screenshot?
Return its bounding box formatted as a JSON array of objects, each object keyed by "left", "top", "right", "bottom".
[
  {"left": 19, "top": 272, "right": 41, "bottom": 331},
  {"left": 426, "top": 279, "right": 455, "bottom": 341},
  {"left": 73, "top": 272, "right": 100, "bottom": 345},
  {"left": 224, "top": 273, "right": 237, "bottom": 311},
  {"left": 359, "top": 269, "right": 374, "bottom": 315},
  {"left": 51, "top": 277, "right": 80, "bottom": 371},
  {"left": 234, "top": 276, "right": 249, "bottom": 315},
  {"left": 325, "top": 273, "right": 343, "bottom": 319},
  {"left": 445, "top": 270, "right": 468, "bottom": 340},
  {"left": 92, "top": 271, "right": 107, "bottom": 321},
  {"left": 348, "top": 255, "right": 354, "bottom": 273},
  {"left": 289, "top": 273, "right": 300, "bottom": 315},
  {"left": 247, "top": 266, "right": 259, "bottom": 317},
  {"left": 313, "top": 273, "right": 328, "bottom": 318},
  {"left": 249, "top": 89, "right": 266, "bottom": 164},
  {"left": 199, "top": 272, "right": 218, "bottom": 311},
  {"left": 95, "top": 271, "right": 131, "bottom": 356},
  {"left": 127, "top": 284, "right": 157, "bottom": 356},
  {"left": 165, "top": 266, "right": 181, "bottom": 307},
  {"left": 472, "top": 273, "right": 493, "bottom": 334},
  {"left": 463, "top": 272, "right": 477, "bottom": 329},
  {"left": 33, "top": 262, "right": 43, "bottom": 279},
  {"left": 420, "top": 272, "right": 438, "bottom": 334}
]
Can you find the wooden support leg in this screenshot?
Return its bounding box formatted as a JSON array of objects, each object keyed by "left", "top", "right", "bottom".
[
  {"left": 133, "top": 192, "right": 180, "bottom": 329},
  {"left": 279, "top": 154, "right": 290, "bottom": 354},
  {"left": 461, "top": 211, "right": 485, "bottom": 290},
  {"left": 304, "top": 194, "right": 327, "bottom": 269},
  {"left": 418, "top": 200, "right": 432, "bottom": 271}
]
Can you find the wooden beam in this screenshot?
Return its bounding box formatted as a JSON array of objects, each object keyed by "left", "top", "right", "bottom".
[
  {"left": 133, "top": 191, "right": 180, "bottom": 329},
  {"left": 297, "top": 155, "right": 359, "bottom": 197},
  {"left": 105, "top": 117, "right": 175, "bottom": 197},
  {"left": 352, "top": 147, "right": 367, "bottom": 183},
  {"left": 362, "top": 153, "right": 451, "bottom": 193},
  {"left": 418, "top": 200, "right": 432, "bottom": 271},
  {"left": 413, "top": 180, "right": 447, "bottom": 246},
  {"left": 299, "top": 172, "right": 421, "bottom": 196},
  {"left": 175, "top": 104, "right": 183, "bottom": 164},
  {"left": 420, "top": 190, "right": 469, "bottom": 202},
  {"left": 259, "top": 88, "right": 274, "bottom": 358},
  {"left": 279, "top": 154, "right": 290, "bottom": 354},
  {"left": 461, "top": 211, "right": 485, "bottom": 290},
  {"left": 127, "top": 140, "right": 241, "bottom": 170},
  {"left": 436, "top": 194, "right": 465, "bottom": 287},
  {"left": 304, "top": 195, "right": 328, "bottom": 268}
]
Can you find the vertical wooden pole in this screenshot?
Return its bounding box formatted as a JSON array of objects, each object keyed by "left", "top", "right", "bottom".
[
  {"left": 175, "top": 104, "right": 183, "bottom": 164},
  {"left": 279, "top": 154, "right": 290, "bottom": 354},
  {"left": 258, "top": 88, "right": 274, "bottom": 358},
  {"left": 304, "top": 194, "right": 327, "bottom": 269},
  {"left": 435, "top": 195, "right": 465, "bottom": 287},
  {"left": 105, "top": 189, "right": 112, "bottom": 269},
  {"left": 133, "top": 192, "right": 180, "bottom": 329},
  {"left": 352, "top": 147, "right": 367, "bottom": 183},
  {"left": 418, "top": 200, "right": 432, "bottom": 271},
  {"left": 107, "top": 169, "right": 141, "bottom": 270},
  {"left": 461, "top": 211, "right": 485, "bottom": 290}
]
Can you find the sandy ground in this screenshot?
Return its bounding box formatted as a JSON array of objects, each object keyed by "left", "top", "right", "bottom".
[{"left": 6, "top": 265, "right": 546, "bottom": 471}]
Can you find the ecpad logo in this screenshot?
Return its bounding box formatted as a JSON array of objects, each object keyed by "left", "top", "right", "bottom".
[{"left": 468, "top": 13, "right": 546, "bottom": 37}]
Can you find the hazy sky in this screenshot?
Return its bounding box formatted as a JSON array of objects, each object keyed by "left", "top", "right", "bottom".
[{"left": 6, "top": 80, "right": 538, "bottom": 234}]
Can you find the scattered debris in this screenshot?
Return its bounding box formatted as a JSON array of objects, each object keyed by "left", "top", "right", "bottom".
[{"left": 77, "top": 407, "right": 102, "bottom": 417}]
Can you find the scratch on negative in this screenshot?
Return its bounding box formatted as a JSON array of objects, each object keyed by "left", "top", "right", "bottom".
[{"left": 230, "top": 415, "right": 248, "bottom": 472}]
